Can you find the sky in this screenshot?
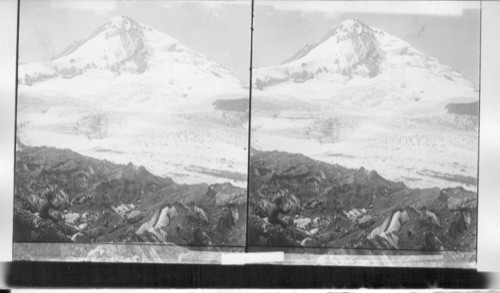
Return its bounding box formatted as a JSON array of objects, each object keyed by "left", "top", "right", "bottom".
[
  {"left": 19, "top": 1, "right": 480, "bottom": 85},
  {"left": 253, "top": 1, "right": 480, "bottom": 85},
  {"left": 19, "top": 0, "right": 252, "bottom": 81}
]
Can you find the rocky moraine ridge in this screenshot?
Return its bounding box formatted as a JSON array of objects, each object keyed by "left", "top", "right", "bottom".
[
  {"left": 248, "top": 150, "right": 476, "bottom": 251},
  {"left": 14, "top": 144, "right": 247, "bottom": 247}
]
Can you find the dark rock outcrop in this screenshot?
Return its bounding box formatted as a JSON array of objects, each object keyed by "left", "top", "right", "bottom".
[
  {"left": 14, "top": 208, "right": 71, "bottom": 243},
  {"left": 213, "top": 98, "right": 249, "bottom": 112},
  {"left": 449, "top": 212, "right": 467, "bottom": 238},
  {"left": 445, "top": 102, "right": 479, "bottom": 116}
]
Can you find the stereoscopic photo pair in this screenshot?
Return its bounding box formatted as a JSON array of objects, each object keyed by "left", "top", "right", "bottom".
[{"left": 13, "top": 0, "right": 479, "bottom": 267}]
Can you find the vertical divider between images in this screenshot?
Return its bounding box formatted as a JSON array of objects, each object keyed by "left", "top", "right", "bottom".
[
  {"left": 475, "top": 0, "right": 482, "bottom": 264},
  {"left": 11, "top": 0, "right": 21, "bottom": 255},
  {"left": 245, "top": 0, "right": 255, "bottom": 253}
]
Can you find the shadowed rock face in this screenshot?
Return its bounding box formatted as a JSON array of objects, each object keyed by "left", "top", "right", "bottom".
[
  {"left": 248, "top": 150, "right": 477, "bottom": 251},
  {"left": 13, "top": 144, "right": 247, "bottom": 247},
  {"left": 445, "top": 102, "right": 479, "bottom": 116},
  {"left": 213, "top": 98, "right": 249, "bottom": 112}
]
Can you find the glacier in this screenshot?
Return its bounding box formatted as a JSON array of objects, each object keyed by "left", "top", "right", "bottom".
[
  {"left": 251, "top": 19, "right": 479, "bottom": 191},
  {"left": 17, "top": 15, "right": 249, "bottom": 187}
]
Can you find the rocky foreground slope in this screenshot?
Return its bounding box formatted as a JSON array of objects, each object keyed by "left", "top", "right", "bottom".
[
  {"left": 13, "top": 144, "right": 247, "bottom": 247},
  {"left": 248, "top": 150, "right": 477, "bottom": 251}
]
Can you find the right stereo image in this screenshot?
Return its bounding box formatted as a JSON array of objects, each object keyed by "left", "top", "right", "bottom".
[{"left": 248, "top": 1, "right": 479, "bottom": 258}]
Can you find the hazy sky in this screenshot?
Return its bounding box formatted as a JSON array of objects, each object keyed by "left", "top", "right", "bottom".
[
  {"left": 19, "top": 0, "right": 252, "bottom": 81},
  {"left": 253, "top": 1, "right": 480, "bottom": 85}
]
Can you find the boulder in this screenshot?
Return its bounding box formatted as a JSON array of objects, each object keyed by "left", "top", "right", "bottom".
[
  {"left": 30, "top": 231, "right": 40, "bottom": 241},
  {"left": 64, "top": 213, "right": 80, "bottom": 225},
  {"left": 386, "top": 210, "right": 409, "bottom": 234},
  {"left": 281, "top": 164, "right": 309, "bottom": 177},
  {"left": 193, "top": 206, "right": 209, "bottom": 222},
  {"left": 423, "top": 233, "right": 445, "bottom": 251},
  {"left": 113, "top": 204, "right": 131, "bottom": 215},
  {"left": 425, "top": 210, "right": 440, "bottom": 226},
  {"left": 294, "top": 218, "right": 312, "bottom": 229},
  {"left": 147, "top": 227, "right": 168, "bottom": 243},
  {"left": 81, "top": 212, "right": 89, "bottom": 222},
  {"left": 71, "top": 232, "right": 88, "bottom": 243},
  {"left": 449, "top": 212, "right": 467, "bottom": 238},
  {"left": 447, "top": 197, "right": 468, "bottom": 210},
  {"left": 380, "top": 232, "right": 400, "bottom": 249},
  {"left": 248, "top": 214, "right": 297, "bottom": 246},
  {"left": 56, "top": 221, "right": 80, "bottom": 235},
  {"left": 444, "top": 187, "right": 477, "bottom": 210},
  {"left": 281, "top": 216, "right": 293, "bottom": 226},
  {"left": 215, "top": 191, "right": 245, "bottom": 206},
  {"left": 217, "top": 207, "right": 236, "bottom": 233},
  {"left": 300, "top": 237, "right": 318, "bottom": 247},
  {"left": 357, "top": 215, "right": 375, "bottom": 229},
  {"left": 155, "top": 206, "right": 177, "bottom": 230},
  {"left": 372, "top": 234, "right": 394, "bottom": 250},
  {"left": 257, "top": 235, "right": 269, "bottom": 245},
  {"left": 344, "top": 208, "right": 366, "bottom": 221},
  {"left": 13, "top": 208, "right": 70, "bottom": 242},
  {"left": 127, "top": 210, "right": 144, "bottom": 224},
  {"left": 463, "top": 210, "right": 472, "bottom": 228},
  {"left": 50, "top": 210, "right": 64, "bottom": 221}
]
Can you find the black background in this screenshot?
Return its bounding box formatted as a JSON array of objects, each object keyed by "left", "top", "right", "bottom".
[{"left": 7, "top": 261, "right": 488, "bottom": 288}]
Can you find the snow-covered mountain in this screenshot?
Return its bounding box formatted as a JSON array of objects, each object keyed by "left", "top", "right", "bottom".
[
  {"left": 251, "top": 19, "right": 479, "bottom": 191},
  {"left": 255, "top": 19, "right": 474, "bottom": 89},
  {"left": 19, "top": 16, "right": 242, "bottom": 89},
  {"left": 254, "top": 19, "right": 477, "bottom": 115},
  {"left": 17, "top": 16, "right": 249, "bottom": 187}
]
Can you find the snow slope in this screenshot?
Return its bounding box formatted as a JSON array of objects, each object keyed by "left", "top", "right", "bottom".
[
  {"left": 252, "top": 19, "right": 479, "bottom": 190},
  {"left": 17, "top": 16, "right": 249, "bottom": 187}
]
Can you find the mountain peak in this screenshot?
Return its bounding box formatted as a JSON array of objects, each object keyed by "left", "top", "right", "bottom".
[
  {"left": 255, "top": 18, "right": 474, "bottom": 91},
  {"left": 279, "top": 18, "right": 380, "bottom": 72},
  {"left": 50, "top": 15, "right": 145, "bottom": 62},
  {"left": 340, "top": 18, "right": 364, "bottom": 25},
  {"left": 101, "top": 15, "right": 140, "bottom": 34},
  {"left": 19, "top": 15, "right": 243, "bottom": 88},
  {"left": 107, "top": 15, "right": 135, "bottom": 24},
  {"left": 336, "top": 18, "right": 369, "bottom": 31},
  {"left": 93, "top": 15, "right": 145, "bottom": 43}
]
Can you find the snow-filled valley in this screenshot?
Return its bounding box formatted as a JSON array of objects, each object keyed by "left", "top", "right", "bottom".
[
  {"left": 17, "top": 16, "right": 249, "bottom": 187},
  {"left": 252, "top": 19, "right": 478, "bottom": 191}
]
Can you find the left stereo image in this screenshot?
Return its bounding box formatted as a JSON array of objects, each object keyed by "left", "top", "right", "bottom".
[{"left": 13, "top": 0, "right": 251, "bottom": 263}]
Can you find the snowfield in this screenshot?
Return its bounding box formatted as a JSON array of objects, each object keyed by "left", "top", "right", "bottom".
[
  {"left": 252, "top": 19, "right": 478, "bottom": 191},
  {"left": 17, "top": 16, "right": 249, "bottom": 187}
]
